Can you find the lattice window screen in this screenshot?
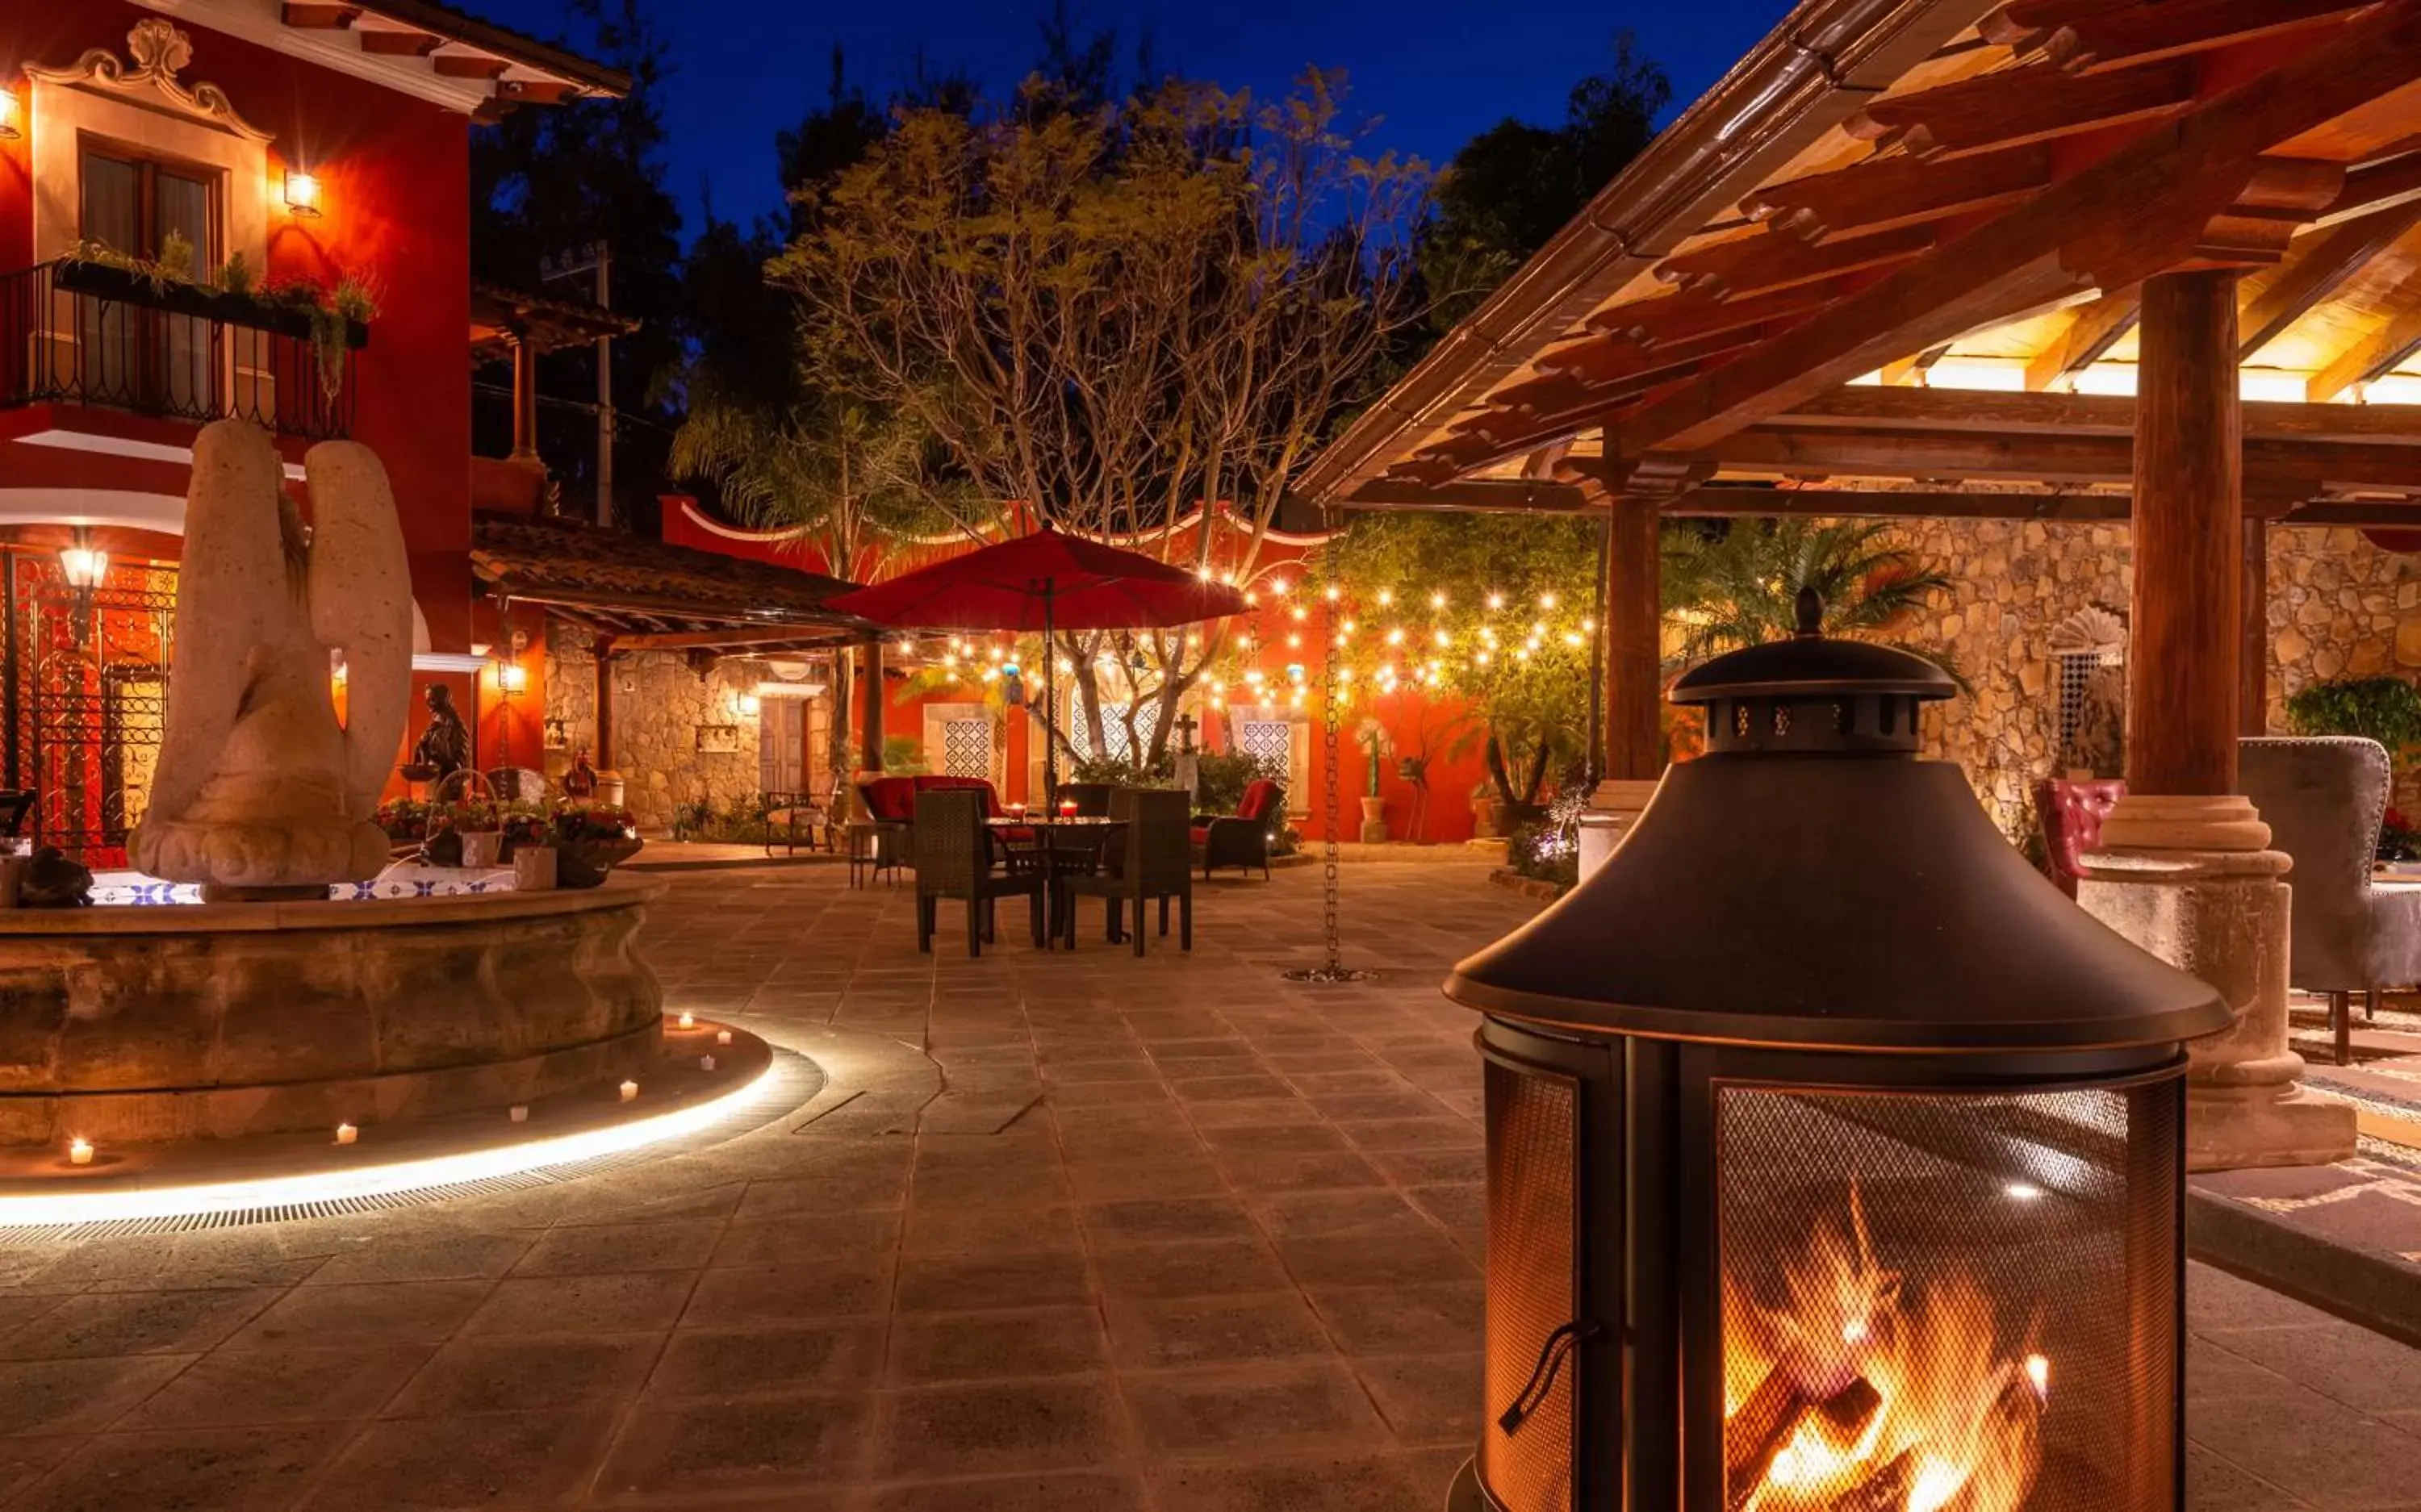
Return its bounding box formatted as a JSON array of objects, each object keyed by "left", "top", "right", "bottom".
[
  {"left": 1070, "top": 700, "right": 1136, "bottom": 762},
  {"left": 2055, "top": 649, "right": 2122, "bottom": 749},
  {"left": 940, "top": 717, "right": 992, "bottom": 778},
  {"left": 1236, "top": 719, "right": 1294, "bottom": 787}
]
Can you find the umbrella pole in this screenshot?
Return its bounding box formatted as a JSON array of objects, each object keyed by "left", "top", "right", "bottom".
[{"left": 1043, "top": 582, "right": 1057, "bottom": 811}]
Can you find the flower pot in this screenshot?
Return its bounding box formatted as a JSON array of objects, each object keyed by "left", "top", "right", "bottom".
[
  {"left": 1357, "top": 795, "right": 1387, "bottom": 845},
  {"left": 458, "top": 830, "right": 503, "bottom": 869}
]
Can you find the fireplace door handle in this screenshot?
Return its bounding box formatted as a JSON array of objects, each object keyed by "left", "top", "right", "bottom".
[{"left": 1498, "top": 1319, "right": 1599, "bottom": 1434}]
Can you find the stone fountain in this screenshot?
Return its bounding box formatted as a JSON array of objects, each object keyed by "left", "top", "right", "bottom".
[{"left": 0, "top": 423, "right": 665, "bottom": 1146}]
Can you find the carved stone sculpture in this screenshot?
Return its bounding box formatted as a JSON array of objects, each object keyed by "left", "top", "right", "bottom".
[{"left": 131, "top": 421, "right": 412, "bottom": 896}]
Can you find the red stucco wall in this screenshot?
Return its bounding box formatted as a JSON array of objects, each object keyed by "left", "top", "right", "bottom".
[{"left": 0, "top": 5, "right": 475, "bottom": 647}]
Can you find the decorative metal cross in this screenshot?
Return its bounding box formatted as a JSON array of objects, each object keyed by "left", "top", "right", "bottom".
[{"left": 1174, "top": 711, "right": 1198, "bottom": 754}]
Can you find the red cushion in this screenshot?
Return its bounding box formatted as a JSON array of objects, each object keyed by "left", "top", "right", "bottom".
[
  {"left": 861, "top": 778, "right": 917, "bottom": 821},
  {"left": 2037, "top": 778, "right": 2126, "bottom": 889},
  {"left": 914, "top": 774, "right": 1005, "bottom": 817},
  {"left": 1238, "top": 779, "right": 1280, "bottom": 821},
  {"left": 1188, "top": 825, "right": 1211, "bottom": 846}
]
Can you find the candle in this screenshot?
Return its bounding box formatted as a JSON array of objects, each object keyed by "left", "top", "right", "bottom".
[
  {"left": 676, "top": 1011, "right": 695, "bottom": 1030},
  {"left": 619, "top": 1080, "right": 639, "bottom": 1102},
  {"left": 508, "top": 1105, "right": 529, "bottom": 1122},
  {"left": 334, "top": 1123, "right": 358, "bottom": 1146},
  {"left": 716, "top": 1030, "right": 733, "bottom": 1046},
  {"left": 68, "top": 1138, "right": 93, "bottom": 1166},
  {"left": 1059, "top": 800, "right": 1077, "bottom": 817},
  {"left": 700, "top": 1055, "right": 717, "bottom": 1071}
]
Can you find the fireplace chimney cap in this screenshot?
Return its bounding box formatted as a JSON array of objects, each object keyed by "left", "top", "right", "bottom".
[{"left": 1670, "top": 596, "right": 1954, "bottom": 709}]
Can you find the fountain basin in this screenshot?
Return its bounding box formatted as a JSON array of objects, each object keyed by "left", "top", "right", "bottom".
[{"left": 0, "top": 875, "right": 665, "bottom": 1144}]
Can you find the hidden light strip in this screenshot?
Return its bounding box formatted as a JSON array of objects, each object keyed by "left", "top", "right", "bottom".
[{"left": 0, "top": 1065, "right": 777, "bottom": 1229}]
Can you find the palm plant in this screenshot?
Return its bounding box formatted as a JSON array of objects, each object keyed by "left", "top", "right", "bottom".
[{"left": 1661, "top": 519, "right": 1963, "bottom": 687}]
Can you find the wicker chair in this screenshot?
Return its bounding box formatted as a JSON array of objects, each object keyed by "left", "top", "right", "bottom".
[
  {"left": 1056, "top": 787, "right": 1193, "bottom": 955},
  {"left": 1192, "top": 779, "right": 1285, "bottom": 879},
  {"left": 912, "top": 787, "right": 1044, "bottom": 957}
]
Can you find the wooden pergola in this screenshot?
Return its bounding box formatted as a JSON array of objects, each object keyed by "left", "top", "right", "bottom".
[{"left": 1302, "top": 0, "right": 2421, "bottom": 807}]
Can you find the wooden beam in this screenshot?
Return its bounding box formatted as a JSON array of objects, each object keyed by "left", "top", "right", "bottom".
[
  {"left": 1664, "top": 487, "right": 2131, "bottom": 520},
  {"left": 1707, "top": 422, "right": 2421, "bottom": 490},
  {"left": 280, "top": 3, "right": 361, "bottom": 27},
  {"left": 1609, "top": 5, "right": 2421, "bottom": 461},
  {"left": 1337, "top": 479, "right": 1596, "bottom": 514},
  {"left": 432, "top": 52, "right": 511, "bottom": 80},
  {"left": 358, "top": 28, "right": 444, "bottom": 56},
  {"left": 1742, "top": 142, "right": 2051, "bottom": 243},
  {"left": 1773, "top": 385, "right": 2421, "bottom": 443},
  {"left": 2238, "top": 203, "right": 2421, "bottom": 359},
  {"left": 1846, "top": 59, "right": 2193, "bottom": 160},
  {"left": 610, "top": 626, "right": 847, "bottom": 652},
  {"left": 593, "top": 634, "right": 617, "bottom": 770},
  {"left": 1652, "top": 223, "right": 1936, "bottom": 301},
  {"left": 2041, "top": 0, "right": 2376, "bottom": 74},
  {"left": 2308, "top": 303, "right": 2421, "bottom": 400},
  {"left": 1583, "top": 280, "right": 1852, "bottom": 350},
  {"left": 2323, "top": 151, "right": 2421, "bottom": 223},
  {"left": 2241, "top": 518, "right": 2269, "bottom": 736},
  {"left": 1607, "top": 495, "right": 1661, "bottom": 781},
  {"left": 862, "top": 638, "right": 886, "bottom": 774},
  {"left": 2025, "top": 290, "right": 2141, "bottom": 391}
]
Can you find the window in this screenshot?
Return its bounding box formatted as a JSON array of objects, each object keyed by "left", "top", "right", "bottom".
[{"left": 78, "top": 140, "right": 220, "bottom": 415}]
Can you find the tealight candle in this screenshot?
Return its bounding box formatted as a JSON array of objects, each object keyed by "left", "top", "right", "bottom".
[
  {"left": 334, "top": 1123, "right": 358, "bottom": 1146},
  {"left": 1059, "top": 800, "right": 1077, "bottom": 817},
  {"left": 716, "top": 1030, "right": 734, "bottom": 1046},
  {"left": 676, "top": 1011, "right": 695, "bottom": 1030},
  {"left": 508, "top": 1105, "right": 529, "bottom": 1122},
  {"left": 68, "top": 1138, "right": 93, "bottom": 1166},
  {"left": 700, "top": 1055, "right": 717, "bottom": 1071},
  {"left": 619, "top": 1080, "right": 639, "bottom": 1102}
]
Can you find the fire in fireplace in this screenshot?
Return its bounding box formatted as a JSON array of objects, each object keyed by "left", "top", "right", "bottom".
[{"left": 1446, "top": 593, "right": 2230, "bottom": 1512}]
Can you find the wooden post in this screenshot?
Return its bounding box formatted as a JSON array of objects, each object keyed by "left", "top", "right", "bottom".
[
  {"left": 593, "top": 636, "right": 616, "bottom": 771},
  {"left": 1607, "top": 495, "right": 1663, "bottom": 782},
  {"left": 2126, "top": 271, "right": 2243, "bottom": 796},
  {"left": 509, "top": 332, "right": 539, "bottom": 462},
  {"left": 861, "top": 636, "right": 886, "bottom": 771},
  {"left": 2239, "top": 517, "right": 2268, "bottom": 737}
]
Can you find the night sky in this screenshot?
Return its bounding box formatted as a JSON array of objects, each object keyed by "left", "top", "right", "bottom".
[{"left": 469, "top": 0, "right": 1788, "bottom": 239}]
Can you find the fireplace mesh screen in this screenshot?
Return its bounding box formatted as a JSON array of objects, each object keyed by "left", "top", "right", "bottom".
[
  {"left": 1482, "top": 1058, "right": 1580, "bottom": 1512},
  {"left": 1716, "top": 1084, "right": 2177, "bottom": 1512}
]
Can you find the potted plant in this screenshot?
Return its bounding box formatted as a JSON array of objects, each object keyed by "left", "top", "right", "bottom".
[
  {"left": 1354, "top": 719, "right": 1390, "bottom": 841},
  {"left": 552, "top": 804, "right": 643, "bottom": 888}
]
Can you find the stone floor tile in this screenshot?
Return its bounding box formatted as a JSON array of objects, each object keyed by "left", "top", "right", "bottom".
[
  {"left": 646, "top": 1319, "right": 886, "bottom": 1399},
  {"left": 1306, "top": 1284, "right": 1484, "bottom": 1356},
  {"left": 903, "top": 1205, "right": 1085, "bottom": 1257},
  {"left": 301, "top": 1232, "right": 533, "bottom": 1285},
  {"left": 1067, "top": 1159, "right": 1233, "bottom": 1201},
  {"left": 875, "top": 1378, "right": 1125, "bottom": 1479},
  {"left": 2209, "top": 1319, "right": 2421, "bottom": 1411},
  {"left": 460, "top": 1271, "right": 697, "bottom": 1336},
  {"left": 1102, "top": 1293, "right": 1336, "bottom": 1370},
  {"left": 895, "top": 1250, "right": 1094, "bottom": 1313},
  {"left": 1245, "top": 1190, "right": 1439, "bottom": 1242},
  {"left": 12, "top": 1422, "right": 347, "bottom": 1512},
  {"left": 887, "top": 1306, "right": 1109, "bottom": 1385},
  {"left": 709, "top": 1210, "right": 903, "bottom": 1269},
  {"left": 1083, "top": 1197, "right": 1260, "bottom": 1247},
  {"left": 381, "top": 1332, "right": 663, "bottom": 1417},
  {"left": 2186, "top": 1391, "right": 2421, "bottom": 1508},
  {"left": 509, "top": 1219, "right": 725, "bottom": 1277},
  {"left": 0, "top": 1355, "right": 198, "bottom": 1436},
  {"left": 1119, "top": 1362, "right": 1391, "bottom": 1455},
  {"left": 1273, "top": 1233, "right": 1477, "bottom": 1289},
  {"left": 300, "top": 1408, "right": 618, "bottom": 1510},
  {"left": 0, "top": 1288, "right": 281, "bottom": 1360},
  {"left": 228, "top": 1280, "right": 491, "bottom": 1348},
  {"left": 1358, "top": 1148, "right": 1485, "bottom": 1187},
  {"left": 1213, "top": 1151, "right": 1390, "bottom": 1193},
  {"left": 2187, "top": 1263, "right": 2335, "bottom": 1335},
  {"left": 864, "top": 1470, "right": 1148, "bottom": 1512},
  {"left": 680, "top": 1263, "right": 891, "bottom": 1326},
  {"left": 1092, "top": 1239, "right": 1294, "bottom": 1301},
  {"left": 1150, "top": 1449, "right": 1442, "bottom": 1512},
  {"left": 2185, "top": 1443, "right": 2310, "bottom": 1511},
  {"left": 1353, "top": 1354, "right": 1481, "bottom": 1446},
  {"left": 603, "top": 1391, "right": 877, "bottom": 1495},
  {"left": 118, "top": 1342, "right": 432, "bottom": 1429}
]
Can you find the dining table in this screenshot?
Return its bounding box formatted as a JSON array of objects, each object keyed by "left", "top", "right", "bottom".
[{"left": 988, "top": 814, "right": 1124, "bottom": 944}]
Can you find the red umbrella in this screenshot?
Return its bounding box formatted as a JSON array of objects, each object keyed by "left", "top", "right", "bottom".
[{"left": 825, "top": 527, "right": 1249, "bottom": 801}]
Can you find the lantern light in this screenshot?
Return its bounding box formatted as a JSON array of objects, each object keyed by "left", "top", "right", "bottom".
[
  {"left": 283, "top": 169, "right": 324, "bottom": 219},
  {"left": 496, "top": 659, "right": 528, "bottom": 694},
  {"left": 738, "top": 693, "right": 762, "bottom": 716},
  {"left": 57, "top": 538, "right": 109, "bottom": 590}
]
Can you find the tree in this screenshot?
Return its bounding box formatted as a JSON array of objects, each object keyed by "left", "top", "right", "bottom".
[
  {"left": 1417, "top": 33, "right": 1670, "bottom": 333},
  {"left": 1318, "top": 512, "right": 1604, "bottom": 813},
  {"left": 775, "top": 70, "right": 1429, "bottom": 766},
  {"left": 470, "top": 0, "right": 684, "bottom": 529},
  {"left": 1661, "top": 519, "right": 1958, "bottom": 675}
]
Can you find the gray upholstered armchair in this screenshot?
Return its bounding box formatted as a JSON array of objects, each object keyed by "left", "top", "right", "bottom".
[{"left": 2240, "top": 736, "right": 2421, "bottom": 1064}]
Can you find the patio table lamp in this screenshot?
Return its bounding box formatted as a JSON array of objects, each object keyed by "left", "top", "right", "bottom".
[{"left": 1445, "top": 590, "right": 2231, "bottom": 1512}]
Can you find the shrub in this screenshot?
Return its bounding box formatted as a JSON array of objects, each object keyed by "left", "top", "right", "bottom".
[
  {"left": 1195, "top": 747, "right": 1282, "bottom": 815},
  {"left": 2285, "top": 675, "right": 2421, "bottom": 755}
]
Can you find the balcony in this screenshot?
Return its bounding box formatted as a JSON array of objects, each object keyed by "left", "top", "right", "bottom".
[{"left": 0, "top": 259, "right": 366, "bottom": 442}]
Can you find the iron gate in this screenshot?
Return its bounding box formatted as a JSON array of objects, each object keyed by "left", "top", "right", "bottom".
[{"left": 3, "top": 548, "right": 178, "bottom": 863}]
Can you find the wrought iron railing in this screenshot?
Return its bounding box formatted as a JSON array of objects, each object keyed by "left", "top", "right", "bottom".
[{"left": 0, "top": 259, "right": 363, "bottom": 441}]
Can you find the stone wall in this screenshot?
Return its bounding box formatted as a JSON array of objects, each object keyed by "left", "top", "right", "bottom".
[
  {"left": 545, "top": 624, "right": 771, "bottom": 832},
  {"left": 1880, "top": 519, "right": 2421, "bottom": 834}
]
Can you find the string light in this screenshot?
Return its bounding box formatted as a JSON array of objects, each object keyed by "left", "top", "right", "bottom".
[
  {"left": 1486, "top": 591, "right": 1504, "bottom": 611},
  {"left": 1290, "top": 607, "right": 1307, "bottom": 623},
  {"left": 1324, "top": 584, "right": 1340, "bottom": 602},
  {"left": 1428, "top": 591, "right": 1447, "bottom": 609},
  {"left": 1342, "top": 619, "right": 1357, "bottom": 634},
  {"left": 1432, "top": 629, "right": 1450, "bottom": 648},
  {"left": 1272, "top": 578, "right": 1290, "bottom": 595},
  {"left": 1539, "top": 591, "right": 1558, "bottom": 609},
  {"left": 1376, "top": 589, "right": 1394, "bottom": 607},
  {"left": 1583, "top": 618, "right": 1597, "bottom": 633},
  {"left": 1386, "top": 628, "right": 1404, "bottom": 645},
  {"left": 1563, "top": 632, "right": 1583, "bottom": 647},
  {"left": 1286, "top": 634, "right": 1301, "bottom": 649}
]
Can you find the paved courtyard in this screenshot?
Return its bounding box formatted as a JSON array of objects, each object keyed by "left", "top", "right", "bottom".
[{"left": 0, "top": 860, "right": 2414, "bottom": 1510}]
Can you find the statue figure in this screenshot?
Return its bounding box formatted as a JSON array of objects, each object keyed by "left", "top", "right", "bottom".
[
  {"left": 415, "top": 683, "right": 472, "bottom": 779},
  {"left": 131, "top": 421, "right": 412, "bottom": 896},
  {"left": 562, "top": 747, "right": 597, "bottom": 799}
]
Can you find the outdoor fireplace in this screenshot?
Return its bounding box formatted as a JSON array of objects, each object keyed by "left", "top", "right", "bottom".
[{"left": 1445, "top": 594, "right": 2232, "bottom": 1512}]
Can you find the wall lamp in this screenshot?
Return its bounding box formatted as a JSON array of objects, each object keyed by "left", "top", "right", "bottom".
[{"left": 283, "top": 169, "right": 324, "bottom": 219}]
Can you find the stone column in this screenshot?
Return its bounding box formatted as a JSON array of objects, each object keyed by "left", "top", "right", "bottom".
[
  {"left": 1582, "top": 493, "right": 1665, "bottom": 880},
  {"left": 2080, "top": 272, "right": 2353, "bottom": 1171}
]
